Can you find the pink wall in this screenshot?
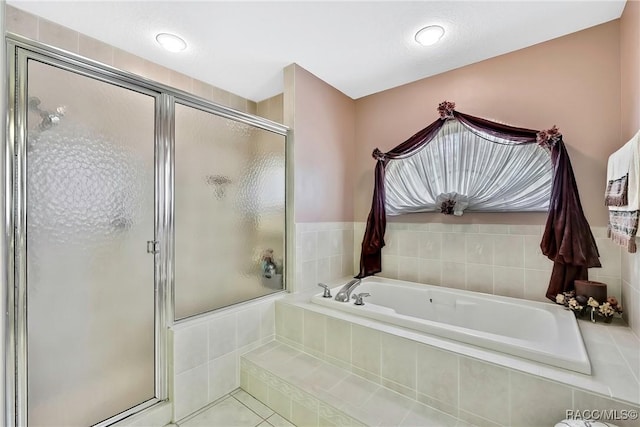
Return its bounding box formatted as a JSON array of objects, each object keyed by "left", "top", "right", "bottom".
[
  {"left": 286, "top": 64, "right": 356, "bottom": 222},
  {"left": 354, "top": 21, "right": 621, "bottom": 227},
  {"left": 621, "top": 0, "right": 640, "bottom": 142}
]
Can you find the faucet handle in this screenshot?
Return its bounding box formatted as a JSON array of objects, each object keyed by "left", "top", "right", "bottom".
[
  {"left": 352, "top": 292, "right": 370, "bottom": 306},
  {"left": 317, "top": 283, "right": 332, "bottom": 298}
]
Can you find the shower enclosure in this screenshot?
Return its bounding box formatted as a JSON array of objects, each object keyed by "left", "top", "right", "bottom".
[{"left": 5, "top": 35, "right": 288, "bottom": 427}]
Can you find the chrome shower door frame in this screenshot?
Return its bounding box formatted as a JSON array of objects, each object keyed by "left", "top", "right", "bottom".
[{"left": 5, "top": 39, "right": 171, "bottom": 427}]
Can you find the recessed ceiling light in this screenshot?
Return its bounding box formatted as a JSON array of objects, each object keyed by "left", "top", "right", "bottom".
[
  {"left": 155, "top": 33, "right": 187, "bottom": 52},
  {"left": 415, "top": 25, "right": 445, "bottom": 46}
]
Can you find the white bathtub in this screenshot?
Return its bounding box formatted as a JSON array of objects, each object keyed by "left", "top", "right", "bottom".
[{"left": 312, "top": 277, "right": 591, "bottom": 375}]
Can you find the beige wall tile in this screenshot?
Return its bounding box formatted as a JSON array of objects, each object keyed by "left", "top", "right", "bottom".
[
  {"left": 247, "top": 373, "right": 269, "bottom": 403},
  {"left": 441, "top": 262, "right": 466, "bottom": 289},
  {"left": 174, "top": 364, "right": 209, "bottom": 420},
  {"left": 275, "top": 303, "right": 304, "bottom": 345},
  {"left": 573, "top": 390, "right": 640, "bottom": 427},
  {"left": 381, "top": 255, "right": 399, "bottom": 279},
  {"left": 303, "top": 310, "right": 325, "bottom": 354},
  {"left": 6, "top": 5, "right": 38, "bottom": 39},
  {"left": 458, "top": 409, "right": 503, "bottom": 427},
  {"left": 237, "top": 306, "right": 261, "bottom": 348},
  {"left": 493, "top": 266, "right": 525, "bottom": 298},
  {"left": 493, "top": 235, "right": 524, "bottom": 268},
  {"left": 419, "top": 259, "right": 442, "bottom": 285},
  {"left": 268, "top": 387, "right": 292, "bottom": 421},
  {"left": 113, "top": 48, "right": 147, "bottom": 76},
  {"left": 459, "top": 358, "right": 509, "bottom": 424},
  {"left": 325, "top": 317, "right": 351, "bottom": 364},
  {"left": 442, "top": 233, "right": 466, "bottom": 263},
  {"left": 510, "top": 372, "right": 572, "bottom": 427},
  {"left": 478, "top": 224, "right": 509, "bottom": 234},
  {"left": 466, "top": 264, "right": 493, "bottom": 294},
  {"left": 398, "top": 230, "right": 421, "bottom": 257},
  {"left": 466, "top": 234, "right": 493, "bottom": 265},
  {"left": 208, "top": 313, "right": 237, "bottom": 359},
  {"left": 508, "top": 225, "right": 543, "bottom": 235},
  {"left": 142, "top": 60, "right": 171, "bottom": 86},
  {"left": 524, "top": 235, "right": 552, "bottom": 270},
  {"left": 192, "top": 78, "right": 214, "bottom": 100},
  {"left": 418, "top": 232, "right": 442, "bottom": 260},
  {"left": 208, "top": 352, "right": 238, "bottom": 402},
  {"left": 416, "top": 392, "right": 458, "bottom": 418},
  {"left": 211, "top": 86, "right": 231, "bottom": 106},
  {"left": 291, "top": 400, "right": 319, "bottom": 427},
  {"left": 38, "top": 18, "right": 78, "bottom": 53},
  {"left": 380, "top": 333, "right": 417, "bottom": 389},
  {"left": 398, "top": 256, "right": 420, "bottom": 282},
  {"left": 78, "top": 34, "right": 113, "bottom": 65},
  {"left": 596, "top": 237, "right": 622, "bottom": 278},
  {"left": 524, "top": 269, "right": 551, "bottom": 302},
  {"left": 383, "top": 230, "right": 400, "bottom": 255},
  {"left": 174, "top": 323, "right": 208, "bottom": 374},
  {"left": 351, "top": 324, "right": 381, "bottom": 377},
  {"left": 169, "top": 70, "right": 192, "bottom": 93},
  {"left": 417, "top": 344, "right": 458, "bottom": 408}
]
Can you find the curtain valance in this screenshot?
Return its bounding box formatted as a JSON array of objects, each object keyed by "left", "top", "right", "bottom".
[
  {"left": 357, "top": 102, "right": 601, "bottom": 300},
  {"left": 384, "top": 119, "right": 552, "bottom": 216}
]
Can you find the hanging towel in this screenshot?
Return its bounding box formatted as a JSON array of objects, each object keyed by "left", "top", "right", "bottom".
[{"left": 606, "top": 130, "right": 640, "bottom": 252}]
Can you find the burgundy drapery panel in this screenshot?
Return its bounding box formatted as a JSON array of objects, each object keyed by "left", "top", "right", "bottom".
[{"left": 357, "top": 107, "right": 601, "bottom": 300}]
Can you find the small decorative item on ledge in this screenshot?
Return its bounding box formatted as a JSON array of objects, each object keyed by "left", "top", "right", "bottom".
[{"left": 555, "top": 292, "right": 623, "bottom": 323}]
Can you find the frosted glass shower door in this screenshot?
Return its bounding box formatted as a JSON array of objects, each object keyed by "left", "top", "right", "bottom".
[
  {"left": 24, "top": 60, "right": 157, "bottom": 426},
  {"left": 174, "top": 103, "right": 286, "bottom": 319}
]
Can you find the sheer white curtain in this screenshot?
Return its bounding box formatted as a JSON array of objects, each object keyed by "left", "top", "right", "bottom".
[{"left": 384, "top": 119, "right": 552, "bottom": 215}]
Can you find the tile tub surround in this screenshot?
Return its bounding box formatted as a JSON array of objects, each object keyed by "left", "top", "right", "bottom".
[
  {"left": 353, "top": 222, "right": 622, "bottom": 303},
  {"left": 241, "top": 341, "right": 468, "bottom": 427},
  {"left": 295, "top": 222, "right": 356, "bottom": 293},
  {"left": 274, "top": 295, "right": 640, "bottom": 427},
  {"left": 171, "top": 295, "right": 280, "bottom": 421}
]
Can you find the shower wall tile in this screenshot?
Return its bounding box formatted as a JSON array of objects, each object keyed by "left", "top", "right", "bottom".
[
  {"left": 142, "top": 61, "right": 171, "bottom": 87},
  {"left": 294, "top": 222, "right": 355, "bottom": 293},
  {"left": 168, "top": 70, "right": 193, "bottom": 93},
  {"left": 354, "top": 223, "right": 622, "bottom": 305},
  {"left": 6, "top": 5, "right": 38, "bottom": 39},
  {"left": 174, "top": 322, "right": 208, "bottom": 374},
  {"left": 37, "top": 18, "right": 78, "bottom": 52},
  {"left": 113, "top": 48, "right": 148, "bottom": 77},
  {"left": 174, "top": 364, "right": 209, "bottom": 420},
  {"left": 171, "top": 295, "right": 279, "bottom": 421},
  {"left": 78, "top": 34, "right": 113, "bottom": 65},
  {"left": 192, "top": 78, "right": 214, "bottom": 100}
]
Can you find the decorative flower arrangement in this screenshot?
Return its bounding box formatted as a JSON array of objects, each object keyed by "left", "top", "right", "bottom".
[
  {"left": 598, "top": 296, "right": 624, "bottom": 323},
  {"left": 536, "top": 125, "right": 562, "bottom": 149},
  {"left": 554, "top": 293, "right": 623, "bottom": 323},
  {"left": 437, "top": 101, "right": 456, "bottom": 120},
  {"left": 440, "top": 199, "right": 456, "bottom": 215}
]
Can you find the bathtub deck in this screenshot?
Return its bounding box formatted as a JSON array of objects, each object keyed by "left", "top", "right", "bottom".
[{"left": 241, "top": 341, "right": 470, "bottom": 427}]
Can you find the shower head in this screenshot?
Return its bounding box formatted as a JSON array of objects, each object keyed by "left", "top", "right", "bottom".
[{"left": 28, "top": 96, "right": 66, "bottom": 132}]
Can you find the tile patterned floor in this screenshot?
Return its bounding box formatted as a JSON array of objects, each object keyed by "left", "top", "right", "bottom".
[{"left": 178, "top": 389, "right": 294, "bottom": 427}]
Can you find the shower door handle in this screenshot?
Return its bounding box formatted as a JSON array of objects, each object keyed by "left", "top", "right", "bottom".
[{"left": 146, "top": 240, "right": 160, "bottom": 254}]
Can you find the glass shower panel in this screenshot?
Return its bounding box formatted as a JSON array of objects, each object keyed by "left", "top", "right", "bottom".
[
  {"left": 26, "top": 60, "right": 156, "bottom": 426},
  {"left": 174, "top": 103, "right": 285, "bottom": 319}
]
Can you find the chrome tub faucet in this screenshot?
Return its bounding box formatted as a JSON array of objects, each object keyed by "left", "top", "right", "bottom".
[{"left": 334, "top": 278, "right": 362, "bottom": 302}]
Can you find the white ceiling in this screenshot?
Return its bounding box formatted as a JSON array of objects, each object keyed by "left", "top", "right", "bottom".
[{"left": 8, "top": 1, "right": 627, "bottom": 102}]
